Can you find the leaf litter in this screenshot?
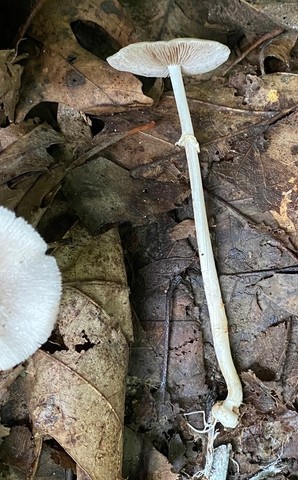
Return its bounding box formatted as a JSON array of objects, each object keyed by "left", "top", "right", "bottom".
[{"left": 0, "top": 0, "right": 298, "bottom": 478}]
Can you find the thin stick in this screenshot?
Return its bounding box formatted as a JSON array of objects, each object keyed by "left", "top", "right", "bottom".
[
  {"left": 222, "top": 26, "right": 283, "bottom": 76},
  {"left": 158, "top": 276, "right": 182, "bottom": 404}
]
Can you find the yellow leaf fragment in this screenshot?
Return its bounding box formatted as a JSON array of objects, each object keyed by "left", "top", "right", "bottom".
[{"left": 270, "top": 189, "right": 296, "bottom": 235}]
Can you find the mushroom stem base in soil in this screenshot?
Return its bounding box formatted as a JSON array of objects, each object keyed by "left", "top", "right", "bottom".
[{"left": 107, "top": 38, "right": 243, "bottom": 428}]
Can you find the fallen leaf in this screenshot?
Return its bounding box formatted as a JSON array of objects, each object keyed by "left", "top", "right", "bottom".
[
  {"left": 0, "top": 122, "right": 61, "bottom": 185},
  {"left": 56, "top": 287, "right": 129, "bottom": 417},
  {"left": 16, "top": 0, "right": 152, "bottom": 121},
  {"left": 124, "top": 0, "right": 226, "bottom": 45},
  {"left": 249, "top": 0, "right": 298, "bottom": 30},
  {"left": 54, "top": 224, "right": 133, "bottom": 341},
  {"left": 261, "top": 31, "right": 298, "bottom": 73},
  {"left": 24, "top": 223, "right": 132, "bottom": 480},
  {"left": 0, "top": 426, "right": 36, "bottom": 474},
  {"left": 27, "top": 350, "right": 124, "bottom": 480},
  {"left": 63, "top": 157, "right": 186, "bottom": 232},
  {"left": 0, "top": 50, "right": 24, "bottom": 123},
  {"left": 13, "top": 116, "right": 156, "bottom": 227},
  {"left": 34, "top": 443, "right": 76, "bottom": 479},
  {"left": 208, "top": 0, "right": 279, "bottom": 34},
  {"left": 0, "top": 121, "right": 62, "bottom": 210},
  {"left": 122, "top": 427, "right": 143, "bottom": 479},
  {"left": 242, "top": 370, "right": 279, "bottom": 414},
  {"left": 256, "top": 273, "right": 298, "bottom": 316},
  {"left": 170, "top": 219, "right": 195, "bottom": 241},
  {"left": 144, "top": 443, "right": 179, "bottom": 480},
  {"left": 0, "top": 120, "right": 36, "bottom": 151}
]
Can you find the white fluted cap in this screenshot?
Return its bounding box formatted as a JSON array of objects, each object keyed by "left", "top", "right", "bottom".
[
  {"left": 107, "top": 38, "right": 230, "bottom": 78},
  {"left": 0, "top": 206, "right": 62, "bottom": 370}
]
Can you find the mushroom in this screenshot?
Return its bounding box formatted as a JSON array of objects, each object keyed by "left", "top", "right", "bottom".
[
  {"left": 0, "top": 206, "right": 62, "bottom": 370},
  {"left": 107, "top": 38, "right": 243, "bottom": 428}
]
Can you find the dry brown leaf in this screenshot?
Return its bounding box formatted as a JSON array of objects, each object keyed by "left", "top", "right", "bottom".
[
  {"left": 100, "top": 109, "right": 188, "bottom": 183},
  {"left": 63, "top": 157, "right": 186, "bottom": 232},
  {"left": 246, "top": 0, "right": 298, "bottom": 30},
  {"left": 0, "top": 426, "right": 35, "bottom": 474},
  {"left": 54, "top": 224, "right": 133, "bottom": 341},
  {"left": 27, "top": 350, "right": 124, "bottom": 480},
  {"left": 34, "top": 443, "right": 76, "bottom": 479},
  {"left": 0, "top": 120, "right": 36, "bottom": 151},
  {"left": 256, "top": 273, "right": 298, "bottom": 316},
  {"left": 144, "top": 444, "right": 179, "bottom": 480},
  {"left": 0, "top": 122, "right": 61, "bottom": 185},
  {"left": 23, "top": 224, "right": 132, "bottom": 479},
  {"left": 282, "top": 316, "right": 298, "bottom": 405},
  {"left": 14, "top": 114, "right": 156, "bottom": 226},
  {"left": 0, "top": 50, "right": 24, "bottom": 123},
  {"left": 208, "top": 0, "right": 279, "bottom": 34},
  {"left": 16, "top": 0, "right": 152, "bottom": 121},
  {"left": 261, "top": 31, "right": 298, "bottom": 72},
  {"left": 124, "top": 0, "right": 227, "bottom": 43},
  {"left": 0, "top": 121, "right": 62, "bottom": 210},
  {"left": 170, "top": 219, "right": 195, "bottom": 241},
  {"left": 182, "top": 73, "right": 298, "bottom": 248},
  {"left": 102, "top": 72, "right": 298, "bottom": 248},
  {"left": 56, "top": 288, "right": 129, "bottom": 417}
]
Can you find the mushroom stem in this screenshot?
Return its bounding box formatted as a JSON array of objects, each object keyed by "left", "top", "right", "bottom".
[{"left": 168, "top": 65, "right": 242, "bottom": 428}]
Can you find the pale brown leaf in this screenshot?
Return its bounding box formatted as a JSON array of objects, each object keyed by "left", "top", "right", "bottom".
[
  {"left": 27, "top": 350, "right": 124, "bottom": 480},
  {"left": 170, "top": 219, "right": 195, "bottom": 241},
  {"left": 16, "top": 0, "right": 152, "bottom": 122}
]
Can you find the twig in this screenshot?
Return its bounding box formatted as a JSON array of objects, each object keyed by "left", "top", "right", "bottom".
[
  {"left": 222, "top": 27, "right": 284, "bottom": 76},
  {"left": 157, "top": 275, "right": 182, "bottom": 404},
  {"left": 203, "top": 104, "right": 298, "bottom": 147}
]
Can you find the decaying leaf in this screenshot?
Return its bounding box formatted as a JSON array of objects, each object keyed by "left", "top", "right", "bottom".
[
  {"left": 282, "top": 316, "right": 298, "bottom": 404},
  {"left": 13, "top": 114, "right": 157, "bottom": 226},
  {"left": 54, "top": 224, "right": 133, "bottom": 341},
  {"left": 208, "top": 0, "right": 280, "bottom": 34},
  {"left": 16, "top": 0, "right": 152, "bottom": 121},
  {"left": 27, "top": 350, "right": 124, "bottom": 480},
  {"left": 191, "top": 73, "right": 298, "bottom": 248},
  {"left": 170, "top": 219, "right": 195, "bottom": 241},
  {"left": 0, "top": 121, "right": 62, "bottom": 210},
  {"left": 101, "top": 71, "right": 298, "bottom": 249},
  {"left": 16, "top": 221, "right": 132, "bottom": 479},
  {"left": 0, "top": 119, "right": 37, "bottom": 151},
  {"left": 0, "top": 122, "right": 61, "bottom": 185},
  {"left": 249, "top": 0, "right": 298, "bottom": 31},
  {"left": 124, "top": 0, "right": 226, "bottom": 44},
  {"left": 0, "top": 50, "right": 24, "bottom": 123},
  {"left": 63, "top": 157, "right": 186, "bottom": 233},
  {"left": 242, "top": 370, "right": 279, "bottom": 413},
  {"left": 260, "top": 31, "right": 298, "bottom": 73},
  {"left": 256, "top": 273, "right": 298, "bottom": 316},
  {"left": 34, "top": 443, "right": 76, "bottom": 479},
  {"left": 143, "top": 443, "right": 179, "bottom": 480},
  {"left": 0, "top": 426, "right": 35, "bottom": 475}
]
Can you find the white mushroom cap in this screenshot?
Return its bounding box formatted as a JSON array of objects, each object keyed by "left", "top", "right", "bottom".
[
  {"left": 107, "top": 38, "right": 230, "bottom": 78},
  {"left": 0, "top": 206, "right": 62, "bottom": 370}
]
